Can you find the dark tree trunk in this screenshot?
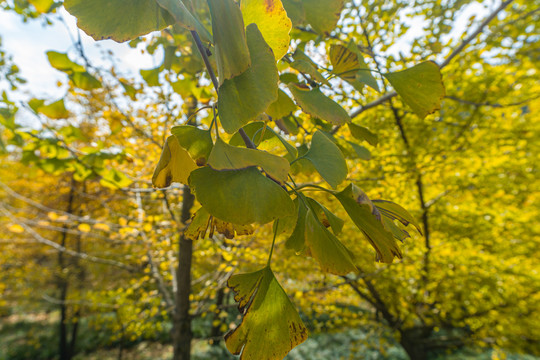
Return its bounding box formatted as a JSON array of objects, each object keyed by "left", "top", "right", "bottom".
[
  {"left": 399, "top": 328, "right": 432, "bottom": 360},
  {"left": 172, "top": 186, "right": 195, "bottom": 360}
]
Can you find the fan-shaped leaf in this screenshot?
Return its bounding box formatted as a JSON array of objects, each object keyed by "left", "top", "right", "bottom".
[
  {"left": 188, "top": 167, "right": 294, "bottom": 225},
  {"left": 288, "top": 83, "right": 350, "bottom": 125}
]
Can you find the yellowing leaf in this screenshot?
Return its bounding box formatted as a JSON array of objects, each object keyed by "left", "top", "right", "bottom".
[
  {"left": 78, "top": 223, "right": 91, "bottom": 233},
  {"left": 188, "top": 166, "right": 294, "bottom": 225},
  {"left": 226, "top": 267, "right": 308, "bottom": 359},
  {"left": 383, "top": 61, "right": 445, "bottom": 119},
  {"left": 334, "top": 184, "right": 402, "bottom": 263},
  {"left": 208, "top": 138, "right": 290, "bottom": 184},
  {"left": 93, "top": 223, "right": 111, "bottom": 232},
  {"left": 152, "top": 135, "right": 197, "bottom": 188},
  {"left": 329, "top": 44, "right": 379, "bottom": 92},
  {"left": 47, "top": 212, "right": 59, "bottom": 221},
  {"left": 241, "top": 0, "right": 292, "bottom": 60},
  {"left": 37, "top": 99, "right": 70, "bottom": 119},
  {"left": 266, "top": 89, "right": 297, "bottom": 120},
  {"left": 8, "top": 224, "right": 25, "bottom": 233}
]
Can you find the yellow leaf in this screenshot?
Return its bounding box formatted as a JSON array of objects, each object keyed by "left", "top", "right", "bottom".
[
  {"left": 93, "top": 223, "right": 110, "bottom": 232},
  {"left": 47, "top": 212, "right": 59, "bottom": 221},
  {"left": 152, "top": 135, "right": 197, "bottom": 188},
  {"left": 8, "top": 224, "right": 25, "bottom": 233},
  {"left": 78, "top": 223, "right": 91, "bottom": 233},
  {"left": 241, "top": 0, "right": 292, "bottom": 60}
]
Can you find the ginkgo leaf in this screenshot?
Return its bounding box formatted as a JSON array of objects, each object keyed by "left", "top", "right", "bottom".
[
  {"left": 329, "top": 44, "right": 379, "bottom": 92},
  {"left": 171, "top": 126, "right": 213, "bottom": 166},
  {"left": 188, "top": 166, "right": 295, "bottom": 225},
  {"left": 185, "top": 207, "right": 254, "bottom": 240},
  {"left": 185, "top": 207, "right": 213, "bottom": 240},
  {"left": 229, "top": 122, "right": 298, "bottom": 160},
  {"left": 155, "top": 0, "right": 211, "bottom": 43},
  {"left": 300, "top": 131, "right": 347, "bottom": 189},
  {"left": 334, "top": 184, "right": 402, "bottom": 263},
  {"left": 373, "top": 199, "right": 423, "bottom": 235},
  {"left": 285, "top": 195, "right": 308, "bottom": 252},
  {"left": 226, "top": 266, "right": 308, "bottom": 360},
  {"left": 281, "top": 0, "right": 305, "bottom": 25},
  {"left": 266, "top": 89, "right": 297, "bottom": 120},
  {"left": 28, "top": 0, "right": 55, "bottom": 13},
  {"left": 140, "top": 67, "right": 160, "bottom": 87},
  {"left": 64, "top": 0, "right": 174, "bottom": 42},
  {"left": 290, "top": 59, "right": 330, "bottom": 85},
  {"left": 288, "top": 83, "right": 350, "bottom": 125},
  {"left": 241, "top": 0, "right": 292, "bottom": 60},
  {"left": 306, "top": 196, "right": 344, "bottom": 235},
  {"left": 208, "top": 0, "right": 251, "bottom": 83},
  {"left": 37, "top": 99, "right": 70, "bottom": 119},
  {"left": 302, "top": 0, "right": 344, "bottom": 35},
  {"left": 208, "top": 138, "right": 290, "bottom": 184},
  {"left": 383, "top": 61, "right": 445, "bottom": 119},
  {"left": 304, "top": 208, "right": 357, "bottom": 275},
  {"left": 218, "top": 24, "right": 279, "bottom": 134},
  {"left": 46, "top": 51, "right": 85, "bottom": 73},
  {"left": 69, "top": 72, "right": 102, "bottom": 90},
  {"left": 348, "top": 123, "right": 378, "bottom": 146},
  {"left": 152, "top": 135, "right": 197, "bottom": 188}
]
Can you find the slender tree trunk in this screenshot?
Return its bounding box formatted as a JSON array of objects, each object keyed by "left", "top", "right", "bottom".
[
  {"left": 58, "top": 180, "right": 75, "bottom": 360},
  {"left": 209, "top": 287, "right": 225, "bottom": 345},
  {"left": 172, "top": 185, "right": 195, "bottom": 360}
]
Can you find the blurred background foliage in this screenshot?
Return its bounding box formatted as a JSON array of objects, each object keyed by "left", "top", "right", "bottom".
[{"left": 0, "top": 0, "right": 538, "bottom": 359}]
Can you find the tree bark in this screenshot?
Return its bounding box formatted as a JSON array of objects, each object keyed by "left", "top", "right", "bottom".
[{"left": 172, "top": 186, "right": 195, "bottom": 360}]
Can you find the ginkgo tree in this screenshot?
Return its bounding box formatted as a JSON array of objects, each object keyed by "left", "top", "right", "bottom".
[{"left": 60, "top": 0, "right": 446, "bottom": 359}]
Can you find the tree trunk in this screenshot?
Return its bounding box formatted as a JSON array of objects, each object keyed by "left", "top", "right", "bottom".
[
  {"left": 172, "top": 186, "right": 195, "bottom": 360},
  {"left": 399, "top": 328, "right": 431, "bottom": 360}
]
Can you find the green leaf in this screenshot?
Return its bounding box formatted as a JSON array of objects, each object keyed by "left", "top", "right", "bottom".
[
  {"left": 208, "top": 0, "right": 251, "bottom": 83},
  {"left": 228, "top": 122, "right": 298, "bottom": 160},
  {"left": 347, "top": 141, "right": 371, "bottom": 160},
  {"left": 64, "top": 0, "right": 174, "bottom": 42},
  {"left": 301, "top": 130, "right": 347, "bottom": 189},
  {"left": 120, "top": 80, "right": 137, "bottom": 100},
  {"left": 241, "top": 0, "right": 292, "bottom": 60},
  {"left": 329, "top": 44, "right": 379, "bottom": 92},
  {"left": 218, "top": 24, "right": 279, "bottom": 134},
  {"left": 152, "top": 135, "right": 197, "bottom": 187},
  {"left": 226, "top": 267, "right": 308, "bottom": 359},
  {"left": 348, "top": 123, "right": 378, "bottom": 146},
  {"left": 288, "top": 83, "right": 350, "bottom": 125},
  {"left": 208, "top": 138, "right": 290, "bottom": 184},
  {"left": 70, "top": 72, "right": 102, "bottom": 90},
  {"left": 281, "top": 0, "right": 305, "bottom": 26},
  {"left": 306, "top": 197, "right": 344, "bottom": 235},
  {"left": 291, "top": 59, "right": 329, "bottom": 85},
  {"left": 171, "top": 125, "right": 213, "bottom": 166},
  {"left": 383, "top": 61, "right": 445, "bottom": 119},
  {"left": 37, "top": 99, "right": 70, "bottom": 119},
  {"left": 373, "top": 200, "right": 423, "bottom": 235},
  {"left": 140, "top": 67, "right": 160, "bottom": 87},
  {"left": 302, "top": 0, "right": 344, "bottom": 35},
  {"left": 188, "top": 166, "right": 294, "bottom": 225},
  {"left": 266, "top": 89, "right": 297, "bottom": 120},
  {"left": 285, "top": 195, "right": 308, "bottom": 252},
  {"left": 334, "top": 184, "right": 402, "bottom": 263},
  {"left": 98, "top": 168, "right": 133, "bottom": 189},
  {"left": 155, "top": 0, "right": 211, "bottom": 43},
  {"left": 305, "top": 208, "right": 357, "bottom": 275},
  {"left": 46, "top": 51, "right": 85, "bottom": 73}
]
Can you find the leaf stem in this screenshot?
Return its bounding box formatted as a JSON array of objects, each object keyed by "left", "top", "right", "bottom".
[
  {"left": 294, "top": 183, "right": 334, "bottom": 194},
  {"left": 267, "top": 219, "right": 279, "bottom": 267},
  {"left": 190, "top": 30, "right": 257, "bottom": 149}
]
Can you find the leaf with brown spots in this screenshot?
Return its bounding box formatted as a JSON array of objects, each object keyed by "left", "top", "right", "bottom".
[
  {"left": 226, "top": 266, "right": 308, "bottom": 359},
  {"left": 241, "top": 0, "right": 292, "bottom": 60}
]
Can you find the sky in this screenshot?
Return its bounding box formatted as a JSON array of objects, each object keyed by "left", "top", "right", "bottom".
[{"left": 0, "top": 2, "right": 494, "bottom": 110}]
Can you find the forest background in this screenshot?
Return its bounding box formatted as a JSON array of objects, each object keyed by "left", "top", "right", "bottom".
[{"left": 0, "top": 0, "right": 538, "bottom": 359}]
